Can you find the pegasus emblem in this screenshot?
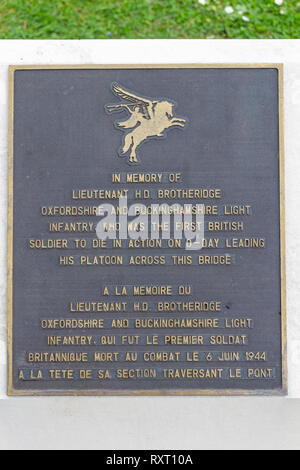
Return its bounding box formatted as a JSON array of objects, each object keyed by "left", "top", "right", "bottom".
[{"left": 105, "top": 83, "right": 187, "bottom": 165}]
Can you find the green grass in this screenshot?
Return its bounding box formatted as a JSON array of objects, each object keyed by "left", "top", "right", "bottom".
[{"left": 0, "top": 0, "right": 299, "bottom": 39}]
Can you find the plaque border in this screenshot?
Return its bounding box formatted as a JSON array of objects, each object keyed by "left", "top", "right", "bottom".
[{"left": 7, "top": 64, "right": 287, "bottom": 396}]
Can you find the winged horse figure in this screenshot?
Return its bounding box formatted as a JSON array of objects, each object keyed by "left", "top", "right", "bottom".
[{"left": 105, "top": 83, "right": 187, "bottom": 164}]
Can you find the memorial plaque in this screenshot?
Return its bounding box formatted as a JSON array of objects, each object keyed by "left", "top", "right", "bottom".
[{"left": 7, "top": 65, "right": 286, "bottom": 395}]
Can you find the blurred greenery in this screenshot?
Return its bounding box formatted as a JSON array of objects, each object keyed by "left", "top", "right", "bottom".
[{"left": 0, "top": 0, "right": 299, "bottom": 39}]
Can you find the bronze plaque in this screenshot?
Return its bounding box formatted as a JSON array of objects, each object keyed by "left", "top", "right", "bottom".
[{"left": 8, "top": 65, "right": 286, "bottom": 396}]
